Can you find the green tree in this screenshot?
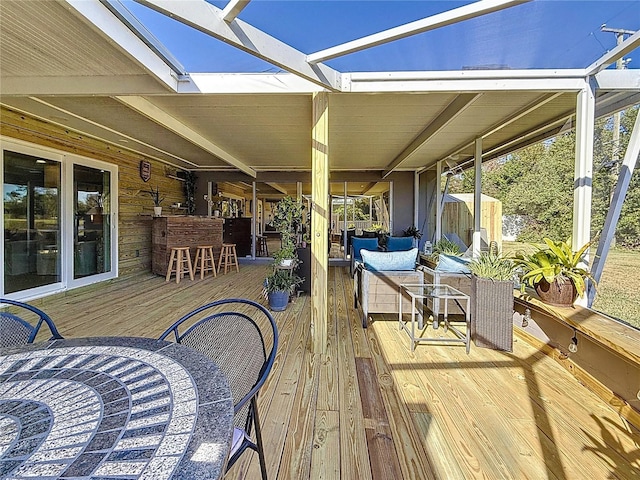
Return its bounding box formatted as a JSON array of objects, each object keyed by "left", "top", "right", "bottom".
[
  {"left": 449, "top": 106, "right": 639, "bottom": 248},
  {"left": 592, "top": 107, "right": 639, "bottom": 248}
]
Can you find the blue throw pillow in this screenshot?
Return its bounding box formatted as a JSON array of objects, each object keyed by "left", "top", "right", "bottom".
[
  {"left": 351, "top": 237, "right": 379, "bottom": 261},
  {"left": 385, "top": 236, "right": 414, "bottom": 252},
  {"left": 361, "top": 248, "right": 418, "bottom": 271},
  {"left": 435, "top": 254, "right": 471, "bottom": 274}
]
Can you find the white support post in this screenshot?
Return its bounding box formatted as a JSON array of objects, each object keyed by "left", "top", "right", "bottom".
[
  {"left": 472, "top": 137, "right": 483, "bottom": 257},
  {"left": 588, "top": 107, "right": 640, "bottom": 305},
  {"left": 414, "top": 171, "right": 419, "bottom": 232},
  {"left": 573, "top": 82, "right": 595, "bottom": 306},
  {"left": 389, "top": 181, "right": 394, "bottom": 234},
  {"left": 251, "top": 182, "right": 257, "bottom": 258},
  {"left": 435, "top": 161, "right": 442, "bottom": 242}
]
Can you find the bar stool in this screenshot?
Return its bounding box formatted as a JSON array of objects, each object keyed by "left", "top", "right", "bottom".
[
  {"left": 217, "top": 243, "right": 239, "bottom": 274},
  {"left": 194, "top": 245, "right": 217, "bottom": 279},
  {"left": 165, "top": 246, "right": 194, "bottom": 283},
  {"left": 257, "top": 236, "right": 269, "bottom": 257}
]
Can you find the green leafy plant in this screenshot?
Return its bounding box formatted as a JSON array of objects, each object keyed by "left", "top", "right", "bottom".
[
  {"left": 264, "top": 267, "right": 303, "bottom": 294},
  {"left": 403, "top": 225, "right": 422, "bottom": 239},
  {"left": 146, "top": 186, "right": 164, "bottom": 207},
  {"left": 514, "top": 238, "right": 596, "bottom": 297},
  {"left": 273, "top": 245, "right": 298, "bottom": 266},
  {"left": 468, "top": 252, "right": 516, "bottom": 281},
  {"left": 272, "top": 196, "right": 305, "bottom": 251},
  {"left": 434, "top": 238, "right": 462, "bottom": 255},
  {"left": 369, "top": 222, "right": 388, "bottom": 234}
]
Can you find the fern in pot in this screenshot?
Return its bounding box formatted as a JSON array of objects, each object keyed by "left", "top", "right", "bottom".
[{"left": 468, "top": 252, "right": 517, "bottom": 352}]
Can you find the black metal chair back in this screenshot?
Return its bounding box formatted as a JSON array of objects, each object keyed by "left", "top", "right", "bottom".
[
  {"left": 0, "top": 299, "right": 63, "bottom": 348},
  {"left": 159, "top": 298, "right": 278, "bottom": 480}
]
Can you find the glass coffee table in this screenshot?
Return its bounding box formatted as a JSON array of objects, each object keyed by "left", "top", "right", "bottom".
[{"left": 399, "top": 283, "right": 471, "bottom": 353}]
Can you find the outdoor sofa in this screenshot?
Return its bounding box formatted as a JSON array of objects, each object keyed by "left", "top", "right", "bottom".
[{"left": 354, "top": 247, "right": 421, "bottom": 328}]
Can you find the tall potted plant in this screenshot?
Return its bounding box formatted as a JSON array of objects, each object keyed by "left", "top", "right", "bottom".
[
  {"left": 271, "top": 196, "right": 304, "bottom": 265},
  {"left": 468, "top": 251, "right": 517, "bottom": 351},
  {"left": 514, "top": 238, "right": 596, "bottom": 307}
]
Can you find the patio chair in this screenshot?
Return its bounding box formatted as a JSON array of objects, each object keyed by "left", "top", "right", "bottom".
[
  {"left": 349, "top": 236, "right": 380, "bottom": 276},
  {"left": 159, "top": 298, "right": 278, "bottom": 480},
  {"left": 0, "top": 298, "right": 63, "bottom": 348}
]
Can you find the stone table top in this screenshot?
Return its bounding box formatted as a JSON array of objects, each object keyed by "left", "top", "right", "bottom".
[{"left": 0, "top": 336, "right": 234, "bottom": 479}]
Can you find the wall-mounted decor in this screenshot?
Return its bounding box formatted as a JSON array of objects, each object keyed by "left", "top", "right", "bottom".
[{"left": 140, "top": 160, "right": 151, "bottom": 182}]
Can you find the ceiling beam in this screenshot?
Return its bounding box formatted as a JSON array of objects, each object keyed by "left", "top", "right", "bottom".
[
  {"left": 221, "top": 0, "right": 251, "bottom": 22},
  {"left": 116, "top": 95, "right": 257, "bottom": 177},
  {"left": 346, "top": 70, "right": 586, "bottom": 93},
  {"left": 360, "top": 183, "right": 379, "bottom": 195},
  {"left": 266, "top": 182, "right": 289, "bottom": 195},
  {"left": 5, "top": 98, "right": 199, "bottom": 169},
  {"left": 63, "top": 0, "right": 179, "bottom": 91},
  {"left": 382, "top": 93, "right": 482, "bottom": 178},
  {"left": 307, "top": 0, "right": 531, "bottom": 64},
  {"left": 99, "top": 0, "right": 187, "bottom": 76},
  {"left": 429, "top": 92, "right": 565, "bottom": 170},
  {"left": 135, "top": 0, "right": 342, "bottom": 91},
  {"left": 586, "top": 29, "right": 640, "bottom": 75}
]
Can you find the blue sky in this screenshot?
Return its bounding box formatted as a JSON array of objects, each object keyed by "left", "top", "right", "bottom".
[{"left": 126, "top": 1, "right": 640, "bottom": 73}]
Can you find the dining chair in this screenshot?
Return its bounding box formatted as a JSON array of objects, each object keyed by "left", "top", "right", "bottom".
[
  {"left": 159, "top": 298, "right": 278, "bottom": 480},
  {"left": 0, "top": 298, "right": 63, "bottom": 348}
]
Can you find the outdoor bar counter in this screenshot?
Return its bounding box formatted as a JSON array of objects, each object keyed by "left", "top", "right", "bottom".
[{"left": 152, "top": 216, "right": 224, "bottom": 276}]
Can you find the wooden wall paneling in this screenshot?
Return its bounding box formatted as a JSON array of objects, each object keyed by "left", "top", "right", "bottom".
[{"left": 1, "top": 107, "right": 185, "bottom": 278}]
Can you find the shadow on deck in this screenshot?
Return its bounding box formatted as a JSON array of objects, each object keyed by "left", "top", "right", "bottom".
[{"left": 33, "top": 265, "right": 639, "bottom": 479}]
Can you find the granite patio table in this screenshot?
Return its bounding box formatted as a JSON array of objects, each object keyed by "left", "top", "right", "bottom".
[{"left": 0, "top": 336, "right": 234, "bottom": 479}]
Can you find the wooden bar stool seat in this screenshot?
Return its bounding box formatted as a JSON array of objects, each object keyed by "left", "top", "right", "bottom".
[
  {"left": 257, "top": 236, "right": 269, "bottom": 257},
  {"left": 194, "top": 245, "right": 217, "bottom": 279},
  {"left": 217, "top": 243, "right": 239, "bottom": 274},
  {"left": 165, "top": 246, "right": 194, "bottom": 283}
]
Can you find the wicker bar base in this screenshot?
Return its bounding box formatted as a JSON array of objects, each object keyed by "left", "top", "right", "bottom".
[{"left": 471, "top": 276, "right": 514, "bottom": 352}]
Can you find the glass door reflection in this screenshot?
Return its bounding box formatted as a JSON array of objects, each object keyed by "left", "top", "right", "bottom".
[
  {"left": 3, "top": 151, "right": 61, "bottom": 293},
  {"left": 74, "top": 165, "right": 111, "bottom": 279}
]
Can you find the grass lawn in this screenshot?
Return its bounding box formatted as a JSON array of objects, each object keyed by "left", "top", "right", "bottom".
[{"left": 503, "top": 242, "right": 640, "bottom": 329}]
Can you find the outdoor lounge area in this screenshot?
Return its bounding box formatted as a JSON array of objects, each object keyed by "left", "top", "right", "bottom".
[
  {"left": 2, "top": 1, "right": 640, "bottom": 478},
  {"left": 22, "top": 265, "right": 640, "bottom": 479}
]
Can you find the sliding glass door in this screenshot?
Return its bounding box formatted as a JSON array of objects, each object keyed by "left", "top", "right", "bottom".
[
  {"left": 73, "top": 165, "right": 111, "bottom": 279},
  {"left": 2, "top": 139, "right": 118, "bottom": 298},
  {"left": 3, "top": 151, "right": 61, "bottom": 293}
]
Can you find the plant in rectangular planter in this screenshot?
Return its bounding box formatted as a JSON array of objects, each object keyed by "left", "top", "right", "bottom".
[{"left": 469, "top": 252, "right": 517, "bottom": 352}]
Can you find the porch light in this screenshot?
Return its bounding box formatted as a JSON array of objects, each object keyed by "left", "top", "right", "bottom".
[{"left": 568, "top": 331, "right": 579, "bottom": 354}]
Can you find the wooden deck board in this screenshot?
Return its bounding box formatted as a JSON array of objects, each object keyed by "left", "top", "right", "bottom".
[{"left": 31, "top": 265, "right": 640, "bottom": 480}]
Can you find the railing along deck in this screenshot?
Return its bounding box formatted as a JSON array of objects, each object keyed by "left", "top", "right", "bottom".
[{"left": 33, "top": 265, "right": 639, "bottom": 479}]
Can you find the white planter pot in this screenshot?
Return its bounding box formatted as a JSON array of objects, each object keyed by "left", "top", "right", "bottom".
[
  {"left": 153, "top": 206, "right": 162, "bottom": 217},
  {"left": 280, "top": 259, "right": 294, "bottom": 267}
]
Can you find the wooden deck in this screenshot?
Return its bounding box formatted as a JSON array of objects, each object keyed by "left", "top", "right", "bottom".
[{"left": 32, "top": 265, "right": 639, "bottom": 480}]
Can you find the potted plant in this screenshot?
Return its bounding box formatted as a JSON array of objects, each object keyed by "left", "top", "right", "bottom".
[
  {"left": 273, "top": 245, "right": 298, "bottom": 268},
  {"left": 272, "top": 196, "right": 304, "bottom": 264},
  {"left": 514, "top": 238, "right": 596, "bottom": 307},
  {"left": 264, "top": 267, "right": 303, "bottom": 311},
  {"left": 147, "top": 186, "right": 165, "bottom": 216},
  {"left": 402, "top": 225, "right": 422, "bottom": 248},
  {"left": 422, "top": 238, "right": 462, "bottom": 269},
  {"left": 468, "top": 251, "right": 517, "bottom": 351}
]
